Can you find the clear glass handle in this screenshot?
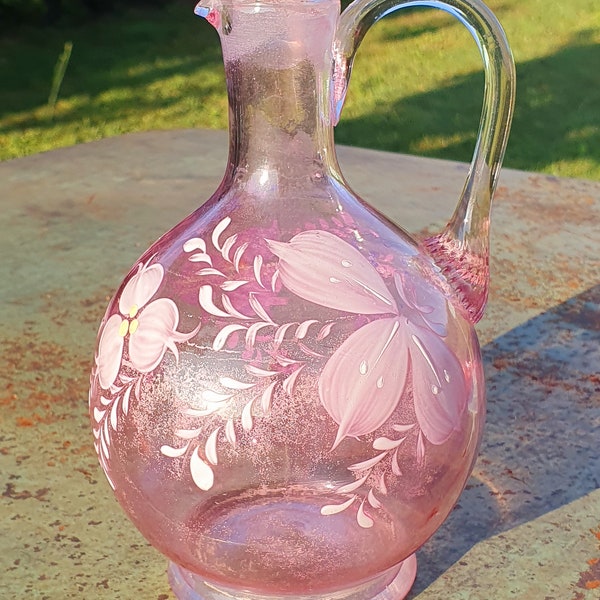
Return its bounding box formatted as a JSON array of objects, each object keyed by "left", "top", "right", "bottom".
[{"left": 333, "top": 0, "right": 516, "bottom": 323}]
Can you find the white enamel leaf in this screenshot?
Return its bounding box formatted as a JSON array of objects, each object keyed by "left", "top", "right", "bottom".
[
  {"left": 100, "top": 395, "right": 111, "bottom": 406},
  {"left": 271, "top": 269, "right": 280, "bottom": 292},
  {"left": 367, "top": 488, "right": 382, "bottom": 509},
  {"left": 93, "top": 407, "right": 105, "bottom": 423},
  {"left": 391, "top": 448, "right": 402, "bottom": 476},
  {"left": 221, "top": 234, "right": 238, "bottom": 262},
  {"left": 190, "top": 448, "right": 214, "bottom": 491},
  {"left": 110, "top": 396, "right": 120, "bottom": 430},
  {"left": 347, "top": 451, "right": 387, "bottom": 472},
  {"left": 298, "top": 342, "right": 325, "bottom": 358},
  {"left": 316, "top": 322, "right": 335, "bottom": 340},
  {"left": 213, "top": 323, "right": 247, "bottom": 351},
  {"left": 248, "top": 294, "right": 273, "bottom": 323},
  {"left": 253, "top": 255, "right": 264, "bottom": 287},
  {"left": 246, "top": 364, "right": 279, "bottom": 377},
  {"left": 225, "top": 419, "right": 236, "bottom": 446},
  {"left": 197, "top": 267, "right": 225, "bottom": 277},
  {"left": 189, "top": 253, "right": 213, "bottom": 265},
  {"left": 183, "top": 238, "right": 206, "bottom": 253},
  {"left": 417, "top": 431, "right": 426, "bottom": 464},
  {"left": 212, "top": 217, "right": 231, "bottom": 251},
  {"left": 357, "top": 499, "right": 374, "bottom": 528},
  {"left": 122, "top": 384, "right": 132, "bottom": 416},
  {"left": 220, "top": 280, "right": 248, "bottom": 292},
  {"left": 205, "top": 427, "right": 220, "bottom": 465},
  {"left": 336, "top": 474, "right": 369, "bottom": 494},
  {"left": 320, "top": 496, "right": 356, "bottom": 515},
  {"left": 233, "top": 242, "right": 249, "bottom": 272},
  {"left": 221, "top": 295, "right": 252, "bottom": 319},
  {"left": 378, "top": 472, "right": 388, "bottom": 495},
  {"left": 295, "top": 319, "right": 318, "bottom": 339},
  {"left": 282, "top": 365, "right": 305, "bottom": 396},
  {"left": 392, "top": 423, "right": 416, "bottom": 433},
  {"left": 274, "top": 322, "right": 297, "bottom": 346},
  {"left": 373, "top": 436, "right": 406, "bottom": 451},
  {"left": 245, "top": 321, "right": 275, "bottom": 347},
  {"left": 275, "top": 354, "right": 302, "bottom": 367},
  {"left": 160, "top": 442, "right": 190, "bottom": 458},
  {"left": 100, "top": 422, "right": 110, "bottom": 457},
  {"left": 242, "top": 398, "right": 254, "bottom": 431},
  {"left": 260, "top": 380, "right": 277, "bottom": 413},
  {"left": 199, "top": 285, "right": 231, "bottom": 318}
]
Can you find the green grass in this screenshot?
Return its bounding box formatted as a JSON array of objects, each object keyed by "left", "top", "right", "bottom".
[{"left": 1, "top": 0, "right": 599, "bottom": 179}]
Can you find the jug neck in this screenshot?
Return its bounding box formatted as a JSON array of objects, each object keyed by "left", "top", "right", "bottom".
[{"left": 199, "top": 0, "right": 342, "bottom": 192}]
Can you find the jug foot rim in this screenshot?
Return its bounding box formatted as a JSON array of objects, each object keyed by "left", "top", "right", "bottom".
[{"left": 167, "top": 554, "right": 417, "bottom": 600}]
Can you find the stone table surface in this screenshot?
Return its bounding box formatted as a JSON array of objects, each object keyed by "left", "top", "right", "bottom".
[{"left": 0, "top": 129, "right": 598, "bottom": 599}]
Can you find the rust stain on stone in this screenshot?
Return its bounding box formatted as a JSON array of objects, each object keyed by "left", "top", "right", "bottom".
[
  {"left": 574, "top": 526, "right": 600, "bottom": 594},
  {"left": 497, "top": 175, "right": 600, "bottom": 231},
  {"left": 2, "top": 482, "right": 50, "bottom": 501},
  {"left": 0, "top": 330, "right": 91, "bottom": 419}
]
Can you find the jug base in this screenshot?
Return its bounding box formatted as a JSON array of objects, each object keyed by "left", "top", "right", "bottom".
[{"left": 168, "top": 555, "right": 417, "bottom": 600}]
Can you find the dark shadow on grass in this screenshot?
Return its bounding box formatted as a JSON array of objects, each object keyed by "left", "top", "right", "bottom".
[
  {"left": 336, "top": 37, "right": 600, "bottom": 176},
  {"left": 407, "top": 283, "right": 600, "bottom": 594},
  {"left": 0, "top": 3, "right": 223, "bottom": 123}
]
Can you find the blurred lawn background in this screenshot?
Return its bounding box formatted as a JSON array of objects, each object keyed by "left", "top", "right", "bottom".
[{"left": 1, "top": 0, "right": 599, "bottom": 179}]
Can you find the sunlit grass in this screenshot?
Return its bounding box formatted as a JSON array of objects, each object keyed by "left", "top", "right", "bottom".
[{"left": 0, "top": 0, "right": 598, "bottom": 179}]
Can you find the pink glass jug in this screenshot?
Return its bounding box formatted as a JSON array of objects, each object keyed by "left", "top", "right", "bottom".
[{"left": 89, "top": 0, "right": 515, "bottom": 598}]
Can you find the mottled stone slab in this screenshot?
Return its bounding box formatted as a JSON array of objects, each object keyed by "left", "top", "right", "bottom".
[{"left": 1, "top": 130, "right": 598, "bottom": 599}]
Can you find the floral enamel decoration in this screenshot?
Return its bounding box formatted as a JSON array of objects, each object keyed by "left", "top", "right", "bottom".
[
  {"left": 268, "top": 229, "right": 468, "bottom": 448},
  {"left": 268, "top": 229, "right": 469, "bottom": 527},
  {"left": 95, "top": 261, "right": 200, "bottom": 389},
  {"left": 91, "top": 259, "right": 200, "bottom": 488},
  {"left": 92, "top": 218, "right": 469, "bottom": 528}
]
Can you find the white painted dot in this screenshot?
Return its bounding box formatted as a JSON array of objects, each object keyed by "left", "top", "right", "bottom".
[{"left": 359, "top": 361, "right": 368, "bottom": 375}]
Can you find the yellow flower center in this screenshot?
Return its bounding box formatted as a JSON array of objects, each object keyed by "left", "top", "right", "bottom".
[
  {"left": 129, "top": 319, "right": 139, "bottom": 335},
  {"left": 118, "top": 319, "right": 129, "bottom": 337},
  {"left": 118, "top": 305, "right": 141, "bottom": 337}
]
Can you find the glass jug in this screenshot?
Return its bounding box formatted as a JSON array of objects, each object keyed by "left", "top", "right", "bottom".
[{"left": 89, "top": 0, "right": 515, "bottom": 598}]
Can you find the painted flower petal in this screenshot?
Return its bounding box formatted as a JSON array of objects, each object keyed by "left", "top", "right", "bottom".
[
  {"left": 319, "top": 317, "right": 409, "bottom": 450},
  {"left": 410, "top": 326, "right": 468, "bottom": 445},
  {"left": 129, "top": 298, "right": 179, "bottom": 373},
  {"left": 96, "top": 313, "right": 125, "bottom": 389},
  {"left": 394, "top": 270, "right": 448, "bottom": 336},
  {"left": 119, "top": 262, "right": 164, "bottom": 315},
  {"left": 266, "top": 230, "right": 396, "bottom": 315}
]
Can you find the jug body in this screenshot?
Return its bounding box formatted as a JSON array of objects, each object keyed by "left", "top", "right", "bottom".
[
  {"left": 90, "top": 178, "right": 485, "bottom": 598},
  {"left": 89, "top": 0, "right": 514, "bottom": 598}
]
